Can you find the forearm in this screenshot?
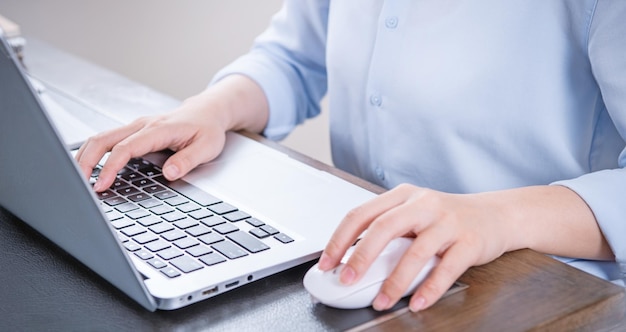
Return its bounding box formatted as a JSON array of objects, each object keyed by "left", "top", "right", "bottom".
[
  {"left": 183, "top": 74, "right": 269, "bottom": 134},
  {"left": 486, "top": 185, "right": 614, "bottom": 260}
]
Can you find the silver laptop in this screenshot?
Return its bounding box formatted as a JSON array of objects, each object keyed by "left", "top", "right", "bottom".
[{"left": 0, "top": 33, "right": 376, "bottom": 311}]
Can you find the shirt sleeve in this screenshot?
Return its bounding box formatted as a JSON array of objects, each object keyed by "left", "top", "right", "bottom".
[
  {"left": 552, "top": 1, "right": 626, "bottom": 278},
  {"left": 210, "top": 0, "right": 329, "bottom": 140}
]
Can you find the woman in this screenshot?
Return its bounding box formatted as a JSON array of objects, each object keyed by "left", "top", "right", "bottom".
[{"left": 77, "top": 0, "right": 626, "bottom": 312}]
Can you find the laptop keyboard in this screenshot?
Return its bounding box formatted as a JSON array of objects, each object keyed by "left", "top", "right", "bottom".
[{"left": 93, "top": 157, "right": 294, "bottom": 278}]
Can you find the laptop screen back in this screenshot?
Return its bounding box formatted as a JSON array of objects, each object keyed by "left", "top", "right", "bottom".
[{"left": 0, "top": 35, "right": 156, "bottom": 311}]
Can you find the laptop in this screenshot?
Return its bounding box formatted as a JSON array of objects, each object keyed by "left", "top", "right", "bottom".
[{"left": 0, "top": 33, "right": 376, "bottom": 311}]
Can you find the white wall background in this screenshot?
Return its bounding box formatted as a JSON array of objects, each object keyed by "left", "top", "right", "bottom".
[{"left": 0, "top": 0, "right": 332, "bottom": 165}]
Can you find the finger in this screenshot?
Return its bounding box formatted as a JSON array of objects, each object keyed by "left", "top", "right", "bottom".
[
  {"left": 372, "top": 221, "right": 451, "bottom": 311},
  {"left": 161, "top": 132, "right": 225, "bottom": 181},
  {"left": 95, "top": 120, "right": 174, "bottom": 191},
  {"left": 75, "top": 120, "right": 147, "bottom": 183},
  {"left": 408, "top": 241, "right": 475, "bottom": 312},
  {"left": 339, "top": 186, "right": 435, "bottom": 285},
  {"left": 319, "top": 185, "right": 419, "bottom": 271}
]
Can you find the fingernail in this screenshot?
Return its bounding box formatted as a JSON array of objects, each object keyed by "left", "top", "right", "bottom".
[
  {"left": 93, "top": 180, "right": 104, "bottom": 192},
  {"left": 318, "top": 253, "right": 331, "bottom": 270},
  {"left": 164, "top": 165, "right": 180, "bottom": 180},
  {"left": 409, "top": 296, "right": 426, "bottom": 312},
  {"left": 373, "top": 293, "right": 390, "bottom": 311},
  {"left": 340, "top": 266, "right": 356, "bottom": 285}
]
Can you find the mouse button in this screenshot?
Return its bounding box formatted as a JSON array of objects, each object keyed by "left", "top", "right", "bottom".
[
  {"left": 402, "top": 255, "right": 441, "bottom": 297},
  {"left": 380, "top": 237, "right": 413, "bottom": 257},
  {"left": 303, "top": 264, "right": 350, "bottom": 300},
  {"left": 340, "top": 245, "right": 357, "bottom": 264},
  {"left": 331, "top": 282, "right": 383, "bottom": 309}
]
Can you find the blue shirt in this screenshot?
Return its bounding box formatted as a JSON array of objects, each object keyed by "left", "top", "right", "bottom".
[{"left": 213, "top": 0, "right": 626, "bottom": 285}]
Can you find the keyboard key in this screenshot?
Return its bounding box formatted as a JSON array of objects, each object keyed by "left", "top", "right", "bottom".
[
  {"left": 189, "top": 209, "right": 213, "bottom": 220},
  {"left": 161, "top": 229, "right": 186, "bottom": 242},
  {"left": 185, "top": 224, "right": 212, "bottom": 237},
  {"left": 212, "top": 241, "right": 248, "bottom": 259},
  {"left": 249, "top": 228, "right": 270, "bottom": 239},
  {"left": 149, "top": 223, "right": 175, "bottom": 234},
  {"left": 136, "top": 215, "right": 162, "bottom": 227},
  {"left": 170, "top": 256, "right": 204, "bottom": 273},
  {"left": 126, "top": 209, "right": 150, "bottom": 220},
  {"left": 208, "top": 202, "right": 237, "bottom": 215},
  {"left": 117, "top": 233, "right": 129, "bottom": 243},
  {"left": 105, "top": 210, "right": 124, "bottom": 221},
  {"left": 121, "top": 225, "right": 146, "bottom": 237},
  {"left": 177, "top": 202, "right": 201, "bottom": 213},
  {"left": 121, "top": 172, "right": 143, "bottom": 182},
  {"left": 145, "top": 239, "right": 171, "bottom": 252},
  {"left": 137, "top": 164, "right": 161, "bottom": 177},
  {"left": 186, "top": 245, "right": 212, "bottom": 257},
  {"left": 200, "top": 215, "right": 226, "bottom": 227},
  {"left": 131, "top": 178, "right": 154, "bottom": 187},
  {"left": 246, "top": 217, "right": 265, "bottom": 227},
  {"left": 157, "top": 247, "right": 184, "bottom": 260},
  {"left": 115, "top": 202, "right": 139, "bottom": 213},
  {"left": 123, "top": 241, "right": 141, "bottom": 251},
  {"left": 165, "top": 196, "right": 189, "bottom": 206},
  {"left": 133, "top": 232, "right": 159, "bottom": 244},
  {"left": 134, "top": 249, "right": 154, "bottom": 260},
  {"left": 173, "top": 218, "right": 199, "bottom": 229},
  {"left": 110, "top": 179, "right": 130, "bottom": 191},
  {"left": 213, "top": 223, "right": 239, "bottom": 235},
  {"left": 91, "top": 167, "right": 101, "bottom": 178},
  {"left": 199, "top": 253, "right": 227, "bottom": 266},
  {"left": 97, "top": 190, "right": 116, "bottom": 200},
  {"left": 127, "top": 158, "right": 151, "bottom": 170},
  {"left": 100, "top": 203, "right": 114, "bottom": 213},
  {"left": 104, "top": 196, "right": 127, "bottom": 206},
  {"left": 161, "top": 210, "right": 187, "bottom": 222},
  {"left": 198, "top": 233, "right": 224, "bottom": 245},
  {"left": 223, "top": 210, "right": 251, "bottom": 222},
  {"left": 147, "top": 258, "right": 167, "bottom": 269},
  {"left": 227, "top": 231, "right": 270, "bottom": 253},
  {"left": 260, "top": 225, "right": 279, "bottom": 235},
  {"left": 160, "top": 267, "right": 181, "bottom": 278},
  {"left": 154, "top": 190, "right": 177, "bottom": 200},
  {"left": 111, "top": 218, "right": 134, "bottom": 229},
  {"left": 173, "top": 237, "right": 199, "bottom": 249},
  {"left": 149, "top": 205, "right": 174, "bottom": 215},
  {"left": 274, "top": 233, "right": 294, "bottom": 244},
  {"left": 118, "top": 186, "right": 140, "bottom": 196},
  {"left": 139, "top": 198, "right": 162, "bottom": 209},
  {"left": 127, "top": 193, "right": 151, "bottom": 202},
  {"left": 144, "top": 184, "right": 166, "bottom": 194}
]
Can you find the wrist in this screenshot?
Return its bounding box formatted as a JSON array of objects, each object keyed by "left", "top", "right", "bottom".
[{"left": 187, "top": 74, "right": 269, "bottom": 134}]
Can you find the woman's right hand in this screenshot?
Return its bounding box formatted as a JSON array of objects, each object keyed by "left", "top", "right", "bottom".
[{"left": 75, "top": 75, "right": 269, "bottom": 192}]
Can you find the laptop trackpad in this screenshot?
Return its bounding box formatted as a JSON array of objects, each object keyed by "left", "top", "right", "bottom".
[{"left": 180, "top": 133, "right": 375, "bottom": 238}]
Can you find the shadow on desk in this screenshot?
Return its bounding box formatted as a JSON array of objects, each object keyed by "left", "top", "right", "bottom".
[
  {"left": 2, "top": 203, "right": 625, "bottom": 331},
  {"left": 0, "top": 206, "right": 423, "bottom": 331}
]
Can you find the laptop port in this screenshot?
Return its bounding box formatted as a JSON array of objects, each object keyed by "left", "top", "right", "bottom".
[
  {"left": 202, "top": 286, "right": 218, "bottom": 296},
  {"left": 225, "top": 281, "right": 239, "bottom": 289}
]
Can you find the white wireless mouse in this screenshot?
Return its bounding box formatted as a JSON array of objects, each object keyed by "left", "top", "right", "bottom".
[{"left": 303, "top": 237, "right": 439, "bottom": 309}]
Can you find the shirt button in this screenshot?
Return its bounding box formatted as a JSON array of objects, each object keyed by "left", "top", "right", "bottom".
[
  {"left": 370, "top": 94, "right": 382, "bottom": 107},
  {"left": 385, "top": 16, "right": 398, "bottom": 29},
  {"left": 375, "top": 166, "right": 385, "bottom": 181}
]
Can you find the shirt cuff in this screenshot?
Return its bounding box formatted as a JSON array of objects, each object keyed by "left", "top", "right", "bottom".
[{"left": 552, "top": 169, "right": 626, "bottom": 279}]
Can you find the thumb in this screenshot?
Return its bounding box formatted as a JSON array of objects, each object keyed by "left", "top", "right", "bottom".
[{"left": 161, "top": 135, "right": 224, "bottom": 181}]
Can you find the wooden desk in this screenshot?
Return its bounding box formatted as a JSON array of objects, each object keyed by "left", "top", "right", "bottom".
[
  {"left": 1, "top": 38, "right": 624, "bottom": 331},
  {"left": 253, "top": 132, "right": 626, "bottom": 331}
]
